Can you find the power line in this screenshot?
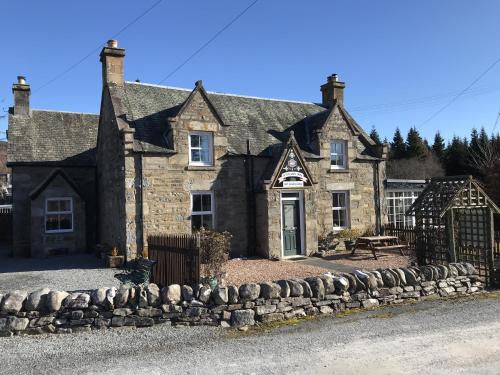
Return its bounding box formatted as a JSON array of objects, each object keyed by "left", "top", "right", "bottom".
[
  {"left": 351, "top": 84, "right": 500, "bottom": 116},
  {"left": 158, "top": 0, "right": 260, "bottom": 84},
  {"left": 492, "top": 104, "right": 500, "bottom": 134},
  {"left": 33, "top": 0, "right": 164, "bottom": 94},
  {"left": 419, "top": 58, "right": 500, "bottom": 126}
]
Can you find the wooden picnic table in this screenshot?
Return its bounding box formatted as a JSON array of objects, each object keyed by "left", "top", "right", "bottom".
[{"left": 351, "top": 235, "right": 407, "bottom": 260}]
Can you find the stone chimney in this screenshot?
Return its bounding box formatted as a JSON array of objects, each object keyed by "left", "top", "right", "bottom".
[
  {"left": 320, "top": 74, "right": 345, "bottom": 108},
  {"left": 12, "top": 76, "right": 31, "bottom": 116},
  {"left": 100, "top": 39, "right": 125, "bottom": 85}
]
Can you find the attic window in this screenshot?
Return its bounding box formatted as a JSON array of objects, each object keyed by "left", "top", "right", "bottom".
[
  {"left": 189, "top": 131, "right": 213, "bottom": 166},
  {"left": 330, "top": 140, "right": 347, "bottom": 169}
]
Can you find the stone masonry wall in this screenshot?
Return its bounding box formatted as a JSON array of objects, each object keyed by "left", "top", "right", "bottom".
[
  {"left": 0, "top": 263, "right": 483, "bottom": 337},
  {"left": 11, "top": 165, "right": 96, "bottom": 257},
  {"left": 134, "top": 90, "right": 260, "bottom": 258},
  {"left": 97, "top": 88, "right": 127, "bottom": 257},
  {"left": 311, "top": 106, "right": 385, "bottom": 237}
]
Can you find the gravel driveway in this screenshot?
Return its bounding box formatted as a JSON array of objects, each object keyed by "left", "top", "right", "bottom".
[
  {"left": 0, "top": 294, "right": 498, "bottom": 374},
  {"left": 0, "top": 254, "right": 121, "bottom": 293}
]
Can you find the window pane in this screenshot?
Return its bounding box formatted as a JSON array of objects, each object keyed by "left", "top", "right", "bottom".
[
  {"left": 190, "top": 134, "right": 200, "bottom": 148},
  {"left": 201, "top": 148, "right": 210, "bottom": 163},
  {"left": 201, "top": 214, "right": 213, "bottom": 229},
  {"left": 201, "top": 194, "right": 211, "bottom": 212},
  {"left": 191, "top": 215, "right": 202, "bottom": 230},
  {"left": 47, "top": 201, "right": 59, "bottom": 212},
  {"left": 200, "top": 134, "right": 209, "bottom": 149},
  {"left": 59, "top": 200, "right": 71, "bottom": 212},
  {"left": 192, "top": 195, "right": 202, "bottom": 212},
  {"left": 333, "top": 193, "right": 340, "bottom": 207},
  {"left": 191, "top": 149, "right": 201, "bottom": 162},
  {"left": 332, "top": 193, "right": 346, "bottom": 208},
  {"left": 333, "top": 210, "right": 346, "bottom": 228},
  {"left": 46, "top": 215, "right": 59, "bottom": 231},
  {"left": 59, "top": 214, "right": 72, "bottom": 230},
  {"left": 338, "top": 193, "right": 345, "bottom": 207}
]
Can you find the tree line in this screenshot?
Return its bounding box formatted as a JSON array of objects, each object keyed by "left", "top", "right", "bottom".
[{"left": 369, "top": 126, "right": 500, "bottom": 204}]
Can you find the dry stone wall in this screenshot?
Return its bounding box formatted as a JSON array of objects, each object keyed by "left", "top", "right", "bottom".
[{"left": 0, "top": 263, "right": 484, "bottom": 337}]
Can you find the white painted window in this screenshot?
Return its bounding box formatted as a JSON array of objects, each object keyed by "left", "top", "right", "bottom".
[
  {"left": 386, "top": 191, "right": 420, "bottom": 227},
  {"left": 330, "top": 141, "right": 347, "bottom": 169},
  {"left": 332, "top": 191, "right": 349, "bottom": 230},
  {"left": 45, "top": 198, "right": 73, "bottom": 233},
  {"left": 191, "top": 191, "right": 214, "bottom": 230},
  {"left": 189, "top": 131, "right": 213, "bottom": 166}
]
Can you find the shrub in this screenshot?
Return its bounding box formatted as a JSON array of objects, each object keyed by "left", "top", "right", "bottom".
[
  {"left": 198, "top": 228, "right": 232, "bottom": 280},
  {"left": 337, "top": 228, "right": 363, "bottom": 241},
  {"left": 318, "top": 231, "right": 340, "bottom": 251}
]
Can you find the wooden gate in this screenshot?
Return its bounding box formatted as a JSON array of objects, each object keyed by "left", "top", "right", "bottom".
[{"left": 147, "top": 234, "right": 200, "bottom": 287}]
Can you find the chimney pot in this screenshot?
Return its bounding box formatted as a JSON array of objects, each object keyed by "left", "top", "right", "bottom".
[
  {"left": 12, "top": 75, "right": 31, "bottom": 116},
  {"left": 320, "top": 74, "right": 345, "bottom": 108},
  {"left": 100, "top": 40, "right": 125, "bottom": 86}
]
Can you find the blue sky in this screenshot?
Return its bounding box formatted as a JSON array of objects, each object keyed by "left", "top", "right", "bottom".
[{"left": 1, "top": 0, "right": 499, "bottom": 143}]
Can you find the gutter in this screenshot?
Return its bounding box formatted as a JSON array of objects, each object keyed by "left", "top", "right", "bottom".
[
  {"left": 374, "top": 160, "right": 382, "bottom": 234},
  {"left": 139, "top": 154, "right": 145, "bottom": 257}
]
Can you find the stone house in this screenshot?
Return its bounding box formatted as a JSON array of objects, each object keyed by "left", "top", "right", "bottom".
[
  {"left": 7, "top": 77, "right": 99, "bottom": 257},
  {"left": 8, "top": 39, "right": 387, "bottom": 259},
  {"left": 97, "top": 40, "right": 387, "bottom": 260}
]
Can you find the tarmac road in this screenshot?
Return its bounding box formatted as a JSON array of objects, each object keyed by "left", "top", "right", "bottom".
[{"left": 0, "top": 293, "right": 499, "bottom": 375}]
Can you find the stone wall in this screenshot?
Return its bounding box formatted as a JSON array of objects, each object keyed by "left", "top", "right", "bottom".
[
  {"left": 30, "top": 174, "right": 87, "bottom": 257},
  {"left": 0, "top": 262, "right": 483, "bottom": 337},
  {"left": 96, "top": 88, "right": 128, "bottom": 258},
  {"left": 310, "top": 105, "right": 385, "bottom": 237},
  {"left": 11, "top": 165, "right": 96, "bottom": 257}
]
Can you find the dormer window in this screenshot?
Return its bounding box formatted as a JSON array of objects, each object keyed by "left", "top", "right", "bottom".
[
  {"left": 189, "top": 131, "right": 213, "bottom": 166},
  {"left": 330, "top": 140, "right": 347, "bottom": 169}
]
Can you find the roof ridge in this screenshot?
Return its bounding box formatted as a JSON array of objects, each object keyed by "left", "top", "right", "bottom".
[
  {"left": 32, "top": 109, "right": 99, "bottom": 116},
  {"left": 125, "top": 80, "right": 322, "bottom": 106}
]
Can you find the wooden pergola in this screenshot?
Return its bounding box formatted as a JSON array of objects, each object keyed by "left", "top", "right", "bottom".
[{"left": 406, "top": 175, "right": 500, "bottom": 284}]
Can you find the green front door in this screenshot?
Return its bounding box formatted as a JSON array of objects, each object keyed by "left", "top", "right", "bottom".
[{"left": 282, "top": 198, "right": 301, "bottom": 256}]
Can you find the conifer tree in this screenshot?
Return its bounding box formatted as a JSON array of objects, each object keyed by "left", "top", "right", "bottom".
[
  {"left": 444, "top": 136, "right": 470, "bottom": 175},
  {"left": 390, "top": 128, "right": 406, "bottom": 159},
  {"left": 432, "top": 131, "right": 446, "bottom": 160},
  {"left": 405, "top": 127, "right": 427, "bottom": 159},
  {"left": 369, "top": 126, "right": 382, "bottom": 145}
]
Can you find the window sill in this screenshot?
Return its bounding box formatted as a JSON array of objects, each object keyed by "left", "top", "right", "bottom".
[
  {"left": 186, "top": 165, "right": 216, "bottom": 171},
  {"left": 45, "top": 230, "right": 74, "bottom": 234},
  {"left": 328, "top": 169, "right": 350, "bottom": 173}
]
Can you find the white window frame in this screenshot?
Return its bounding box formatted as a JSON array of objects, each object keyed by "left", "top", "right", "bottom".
[
  {"left": 330, "top": 140, "right": 347, "bottom": 170},
  {"left": 332, "top": 191, "right": 350, "bottom": 230},
  {"left": 189, "top": 131, "right": 213, "bottom": 166},
  {"left": 190, "top": 191, "right": 215, "bottom": 230},
  {"left": 386, "top": 190, "right": 420, "bottom": 227},
  {"left": 45, "top": 197, "right": 74, "bottom": 234}
]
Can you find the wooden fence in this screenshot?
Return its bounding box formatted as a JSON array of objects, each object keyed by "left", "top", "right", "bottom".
[
  {"left": 147, "top": 234, "right": 201, "bottom": 287},
  {"left": 383, "top": 224, "right": 417, "bottom": 251}
]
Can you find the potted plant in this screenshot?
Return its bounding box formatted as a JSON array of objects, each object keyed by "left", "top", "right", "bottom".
[
  {"left": 105, "top": 246, "right": 125, "bottom": 268},
  {"left": 337, "top": 228, "right": 362, "bottom": 251}
]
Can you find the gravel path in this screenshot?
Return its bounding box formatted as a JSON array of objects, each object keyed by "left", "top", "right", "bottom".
[
  {"left": 0, "top": 254, "right": 121, "bottom": 293},
  {"left": 0, "top": 294, "right": 498, "bottom": 374},
  {"left": 212, "top": 258, "right": 330, "bottom": 286}
]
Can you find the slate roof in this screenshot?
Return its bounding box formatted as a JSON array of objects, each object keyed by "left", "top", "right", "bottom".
[
  {"left": 8, "top": 109, "right": 99, "bottom": 165},
  {"left": 385, "top": 179, "right": 427, "bottom": 191},
  {"left": 122, "top": 82, "right": 333, "bottom": 156}
]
